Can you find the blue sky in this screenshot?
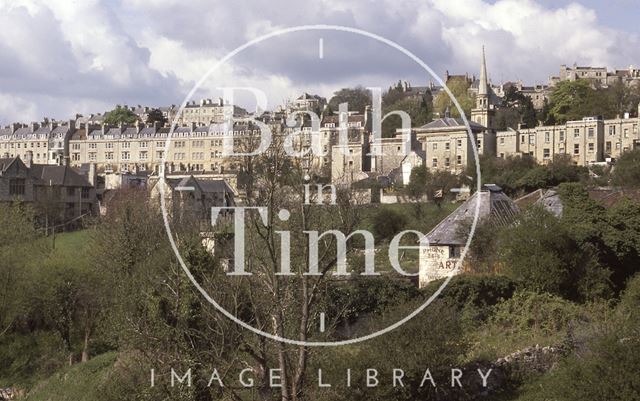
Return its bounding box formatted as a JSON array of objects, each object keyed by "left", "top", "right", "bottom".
[{"left": 0, "top": 0, "right": 638, "bottom": 123}]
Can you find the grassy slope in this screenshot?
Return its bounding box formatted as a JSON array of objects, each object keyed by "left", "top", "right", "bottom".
[{"left": 25, "top": 352, "right": 116, "bottom": 401}]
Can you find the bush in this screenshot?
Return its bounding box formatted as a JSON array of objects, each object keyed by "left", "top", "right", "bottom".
[{"left": 371, "top": 207, "right": 408, "bottom": 241}]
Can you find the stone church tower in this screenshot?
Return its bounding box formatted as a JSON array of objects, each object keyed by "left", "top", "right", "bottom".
[{"left": 471, "top": 46, "right": 495, "bottom": 130}]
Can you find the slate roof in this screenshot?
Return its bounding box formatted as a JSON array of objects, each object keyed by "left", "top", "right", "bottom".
[
  {"left": 515, "top": 189, "right": 563, "bottom": 217},
  {"left": 30, "top": 164, "right": 92, "bottom": 187},
  {"left": 425, "top": 184, "right": 519, "bottom": 245},
  {"left": 419, "top": 117, "right": 486, "bottom": 131}
]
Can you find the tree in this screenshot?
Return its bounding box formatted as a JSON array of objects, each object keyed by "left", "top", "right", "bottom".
[
  {"left": 0, "top": 203, "right": 41, "bottom": 338},
  {"left": 327, "top": 87, "right": 371, "bottom": 113},
  {"left": 612, "top": 149, "right": 640, "bottom": 188},
  {"left": 382, "top": 95, "right": 433, "bottom": 137},
  {"left": 500, "top": 207, "right": 581, "bottom": 297},
  {"left": 103, "top": 105, "right": 139, "bottom": 125},
  {"left": 371, "top": 207, "right": 407, "bottom": 241},
  {"left": 547, "top": 80, "right": 613, "bottom": 123},
  {"left": 433, "top": 77, "right": 475, "bottom": 118},
  {"left": 145, "top": 108, "right": 167, "bottom": 126}
]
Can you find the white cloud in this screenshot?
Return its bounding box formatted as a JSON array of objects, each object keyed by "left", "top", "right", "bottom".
[{"left": 0, "top": 0, "right": 637, "bottom": 122}]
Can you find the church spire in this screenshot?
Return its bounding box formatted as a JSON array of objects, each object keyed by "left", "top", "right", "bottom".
[{"left": 478, "top": 45, "right": 488, "bottom": 96}]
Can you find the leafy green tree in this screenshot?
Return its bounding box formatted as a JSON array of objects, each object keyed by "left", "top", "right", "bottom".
[
  {"left": 433, "top": 77, "right": 475, "bottom": 118},
  {"left": 612, "top": 148, "right": 640, "bottom": 188},
  {"left": 381, "top": 95, "right": 433, "bottom": 137},
  {"left": 103, "top": 105, "right": 139, "bottom": 125},
  {"left": 372, "top": 207, "right": 408, "bottom": 241},
  {"left": 548, "top": 80, "right": 611, "bottom": 123},
  {"left": 145, "top": 108, "right": 167, "bottom": 125},
  {"left": 327, "top": 86, "right": 371, "bottom": 113},
  {"left": 500, "top": 207, "right": 581, "bottom": 297}
]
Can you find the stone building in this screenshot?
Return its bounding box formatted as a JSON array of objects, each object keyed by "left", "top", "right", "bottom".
[
  {"left": 0, "top": 120, "right": 76, "bottom": 166},
  {"left": 418, "top": 184, "right": 519, "bottom": 288},
  {"left": 495, "top": 107, "right": 640, "bottom": 165},
  {"left": 68, "top": 121, "right": 262, "bottom": 176},
  {"left": 0, "top": 155, "right": 97, "bottom": 221},
  {"left": 178, "top": 98, "right": 248, "bottom": 126}
]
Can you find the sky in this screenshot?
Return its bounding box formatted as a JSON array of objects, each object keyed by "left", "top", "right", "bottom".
[{"left": 0, "top": 0, "right": 638, "bottom": 124}]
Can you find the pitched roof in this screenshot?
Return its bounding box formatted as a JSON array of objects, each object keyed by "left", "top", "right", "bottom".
[
  {"left": 515, "top": 189, "right": 563, "bottom": 217},
  {"left": 418, "top": 117, "right": 485, "bottom": 131},
  {"left": 30, "top": 164, "right": 92, "bottom": 187},
  {"left": 425, "top": 185, "right": 519, "bottom": 245}
]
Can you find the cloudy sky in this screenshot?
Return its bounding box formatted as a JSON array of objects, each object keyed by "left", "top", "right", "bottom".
[{"left": 0, "top": 0, "right": 638, "bottom": 124}]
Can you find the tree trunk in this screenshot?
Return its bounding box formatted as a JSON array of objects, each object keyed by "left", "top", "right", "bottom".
[{"left": 81, "top": 327, "right": 91, "bottom": 362}]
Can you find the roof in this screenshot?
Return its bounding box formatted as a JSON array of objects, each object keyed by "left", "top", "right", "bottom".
[
  {"left": 515, "top": 189, "right": 563, "bottom": 217},
  {"left": 425, "top": 185, "right": 519, "bottom": 245},
  {"left": 418, "top": 117, "right": 486, "bottom": 131},
  {"left": 30, "top": 164, "right": 92, "bottom": 187}
]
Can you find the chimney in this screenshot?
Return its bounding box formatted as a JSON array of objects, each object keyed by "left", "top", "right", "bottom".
[
  {"left": 10, "top": 122, "right": 19, "bottom": 133},
  {"left": 102, "top": 124, "right": 107, "bottom": 135},
  {"left": 200, "top": 99, "right": 205, "bottom": 107},
  {"left": 135, "top": 119, "right": 141, "bottom": 134},
  {"left": 30, "top": 122, "right": 39, "bottom": 132},
  {"left": 88, "top": 163, "right": 96, "bottom": 187},
  {"left": 153, "top": 121, "right": 160, "bottom": 131},
  {"left": 68, "top": 119, "right": 76, "bottom": 130},
  {"left": 25, "top": 151, "right": 33, "bottom": 168},
  {"left": 624, "top": 112, "right": 630, "bottom": 119}
]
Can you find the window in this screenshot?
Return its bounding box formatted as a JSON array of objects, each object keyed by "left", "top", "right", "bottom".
[
  {"left": 432, "top": 158, "right": 437, "bottom": 167},
  {"left": 9, "top": 179, "right": 25, "bottom": 195},
  {"left": 174, "top": 141, "right": 185, "bottom": 148},
  {"left": 499, "top": 137, "right": 505, "bottom": 145},
  {"left": 89, "top": 152, "right": 96, "bottom": 161},
  {"left": 122, "top": 142, "right": 131, "bottom": 148},
  {"left": 449, "top": 246, "right": 460, "bottom": 258},
  {"left": 559, "top": 131, "right": 565, "bottom": 141},
  {"left": 156, "top": 151, "right": 165, "bottom": 159},
  {"left": 121, "top": 151, "right": 130, "bottom": 160},
  {"left": 543, "top": 148, "right": 550, "bottom": 159},
  {"left": 89, "top": 143, "right": 97, "bottom": 149},
  {"left": 192, "top": 152, "right": 204, "bottom": 160},
  {"left": 499, "top": 153, "right": 505, "bottom": 158},
  {"left": 456, "top": 155, "right": 462, "bottom": 165},
  {"left": 588, "top": 127, "right": 594, "bottom": 138},
  {"left": 457, "top": 139, "right": 462, "bottom": 148},
  {"left": 477, "top": 139, "right": 482, "bottom": 148},
  {"left": 193, "top": 140, "right": 204, "bottom": 147},
  {"left": 72, "top": 143, "right": 80, "bottom": 150},
  {"left": 588, "top": 143, "right": 594, "bottom": 152},
  {"left": 174, "top": 153, "right": 185, "bottom": 160},
  {"left": 616, "top": 142, "right": 621, "bottom": 149},
  {"left": 445, "top": 142, "right": 450, "bottom": 150},
  {"left": 609, "top": 125, "right": 616, "bottom": 136},
  {"left": 139, "top": 151, "right": 148, "bottom": 160},
  {"left": 67, "top": 187, "right": 76, "bottom": 197},
  {"left": 81, "top": 188, "right": 90, "bottom": 199},
  {"left": 606, "top": 142, "right": 612, "bottom": 153},
  {"left": 624, "top": 128, "right": 629, "bottom": 138},
  {"left": 444, "top": 157, "right": 450, "bottom": 167},
  {"left": 529, "top": 135, "right": 534, "bottom": 144},
  {"left": 432, "top": 143, "right": 437, "bottom": 150},
  {"left": 545, "top": 132, "right": 550, "bottom": 143},
  {"left": 574, "top": 128, "right": 580, "bottom": 138},
  {"left": 106, "top": 142, "right": 114, "bottom": 149},
  {"left": 140, "top": 141, "right": 148, "bottom": 148},
  {"left": 521, "top": 135, "right": 525, "bottom": 144},
  {"left": 106, "top": 152, "right": 114, "bottom": 160},
  {"left": 574, "top": 144, "right": 580, "bottom": 155}
]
